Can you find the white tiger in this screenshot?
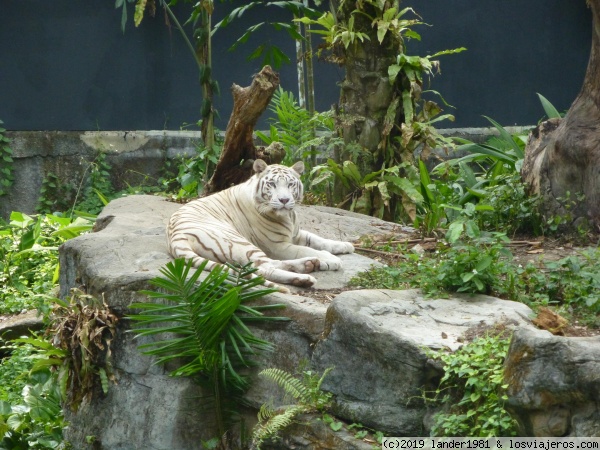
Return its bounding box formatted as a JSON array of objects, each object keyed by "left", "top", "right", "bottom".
[{"left": 167, "top": 159, "right": 355, "bottom": 291}]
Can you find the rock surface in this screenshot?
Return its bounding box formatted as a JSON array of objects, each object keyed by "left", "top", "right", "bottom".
[
  {"left": 57, "top": 195, "right": 410, "bottom": 449},
  {"left": 59, "top": 195, "right": 404, "bottom": 303},
  {"left": 311, "top": 289, "right": 535, "bottom": 436},
  {"left": 59, "top": 194, "right": 599, "bottom": 449},
  {"left": 504, "top": 327, "right": 600, "bottom": 437},
  {"left": 0, "top": 310, "right": 44, "bottom": 343},
  {"left": 261, "top": 414, "right": 375, "bottom": 450}
]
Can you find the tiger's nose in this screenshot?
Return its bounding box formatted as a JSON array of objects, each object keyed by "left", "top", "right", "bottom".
[{"left": 279, "top": 197, "right": 290, "bottom": 204}]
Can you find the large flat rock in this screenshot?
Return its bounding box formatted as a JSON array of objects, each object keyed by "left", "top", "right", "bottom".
[
  {"left": 61, "top": 195, "right": 575, "bottom": 447},
  {"left": 504, "top": 327, "right": 600, "bottom": 437},
  {"left": 58, "top": 195, "right": 406, "bottom": 449},
  {"left": 59, "top": 195, "right": 401, "bottom": 303},
  {"left": 312, "top": 289, "right": 536, "bottom": 436}
]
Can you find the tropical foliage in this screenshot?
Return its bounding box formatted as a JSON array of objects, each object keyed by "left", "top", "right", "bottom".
[
  {"left": 252, "top": 367, "right": 333, "bottom": 449},
  {"left": 128, "top": 258, "right": 290, "bottom": 436},
  {"left": 0, "top": 211, "right": 94, "bottom": 315},
  {"left": 0, "top": 120, "right": 13, "bottom": 197},
  {"left": 424, "top": 335, "right": 518, "bottom": 437},
  {"left": 297, "top": 0, "right": 465, "bottom": 221}
]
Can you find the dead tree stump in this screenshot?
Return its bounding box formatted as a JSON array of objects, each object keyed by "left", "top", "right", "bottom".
[
  {"left": 521, "top": 0, "right": 600, "bottom": 231},
  {"left": 204, "top": 65, "right": 284, "bottom": 195}
]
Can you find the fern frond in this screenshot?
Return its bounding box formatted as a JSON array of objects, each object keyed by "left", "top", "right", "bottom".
[
  {"left": 316, "top": 366, "right": 334, "bottom": 391},
  {"left": 252, "top": 404, "right": 307, "bottom": 450},
  {"left": 257, "top": 401, "right": 276, "bottom": 423},
  {"left": 258, "top": 368, "right": 309, "bottom": 403},
  {"left": 98, "top": 367, "right": 109, "bottom": 394}
]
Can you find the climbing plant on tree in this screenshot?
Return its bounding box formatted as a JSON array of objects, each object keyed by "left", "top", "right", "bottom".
[
  {"left": 0, "top": 120, "right": 14, "bottom": 197},
  {"left": 298, "top": 1, "right": 464, "bottom": 221}
]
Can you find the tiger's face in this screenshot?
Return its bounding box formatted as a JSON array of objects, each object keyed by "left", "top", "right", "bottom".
[{"left": 253, "top": 159, "right": 304, "bottom": 216}]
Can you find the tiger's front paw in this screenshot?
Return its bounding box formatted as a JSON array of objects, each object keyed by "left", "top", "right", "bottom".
[
  {"left": 329, "top": 241, "right": 355, "bottom": 255},
  {"left": 279, "top": 257, "right": 320, "bottom": 274},
  {"left": 318, "top": 255, "right": 342, "bottom": 271},
  {"left": 290, "top": 274, "right": 317, "bottom": 288}
]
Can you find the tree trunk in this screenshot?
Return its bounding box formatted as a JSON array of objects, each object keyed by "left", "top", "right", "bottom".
[
  {"left": 329, "top": 0, "right": 412, "bottom": 220},
  {"left": 204, "top": 65, "right": 283, "bottom": 195},
  {"left": 521, "top": 0, "right": 599, "bottom": 230}
]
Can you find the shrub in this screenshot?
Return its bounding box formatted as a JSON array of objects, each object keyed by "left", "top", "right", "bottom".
[{"left": 424, "top": 334, "right": 518, "bottom": 437}]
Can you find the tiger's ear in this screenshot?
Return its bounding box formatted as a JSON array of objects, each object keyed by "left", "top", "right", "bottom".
[
  {"left": 291, "top": 161, "right": 305, "bottom": 175},
  {"left": 253, "top": 159, "right": 268, "bottom": 174}
]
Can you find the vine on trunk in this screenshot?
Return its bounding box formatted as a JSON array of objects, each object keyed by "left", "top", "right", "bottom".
[{"left": 298, "top": 0, "right": 465, "bottom": 221}]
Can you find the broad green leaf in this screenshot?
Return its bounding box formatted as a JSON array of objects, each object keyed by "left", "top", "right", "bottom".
[
  {"left": 465, "top": 220, "right": 480, "bottom": 239},
  {"left": 428, "top": 47, "right": 467, "bottom": 59},
  {"left": 388, "top": 64, "right": 402, "bottom": 84},
  {"left": 402, "top": 90, "right": 414, "bottom": 124},
  {"left": 134, "top": 0, "right": 147, "bottom": 27},
  {"left": 7, "top": 414, "right": 25, "bottom": 431},
  {"left": 536, "top": 92, "right": 562, "bottom": 119},
  {"left": 342, "top": 161, "right": 362, "bottom": 186},
  {"left": 446, "top": 221, "right": 464, "bottom": 243},
  {"left": 329, "top": 421, "right": 343, "bottom": 431},
  {"left": 326, "top": 159, "right": 349, "bottom": 189},
  {"left": 476, "top": 255, "right": 493, "bottom": 272},
  {"left": 384, "top": 176, "right": 424, "bottom": 203},
  {"left": 483, "top": 116, "right": 524, "bottom": 159},
  {"left": 462, "top": 272, "right": 475, "bottom": 282},
  {"left": 0, "top": 400, "right": 11, "bottom": 415}
]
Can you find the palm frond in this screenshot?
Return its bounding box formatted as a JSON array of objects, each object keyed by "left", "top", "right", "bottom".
[{"left": 128, "top": 258, "right": 289, "bottom": 394}]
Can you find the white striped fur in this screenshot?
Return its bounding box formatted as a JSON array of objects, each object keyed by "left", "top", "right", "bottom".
[{"left": 167, "top": 159, "right": 354, "bottom": 292}]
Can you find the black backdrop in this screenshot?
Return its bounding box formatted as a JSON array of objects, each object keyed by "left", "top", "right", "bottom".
[{"left": 0, "top": 0, "right": 591, "bottom": 130}]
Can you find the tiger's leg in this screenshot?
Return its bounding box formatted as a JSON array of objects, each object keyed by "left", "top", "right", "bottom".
[
  {"left": 266, "top": 243, "right": 343, "bottom": 271},
  {"left": 294, "top": 229, "right": 355, "bottom": 255},
  {"left": 235, "top": 247, "right": 320, "bottom": 287},
  {"left": 266, "top": 230, "right": 354, "bottom": 272}
]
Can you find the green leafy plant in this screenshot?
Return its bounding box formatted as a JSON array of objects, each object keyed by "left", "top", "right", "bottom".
[
  {"left": 252, "top": 367, "right": 333, "bottom": 449},
  {"left": 415, "top": 115, "right": 546, "bottom": 237},
  {"left": 73, "top": 152, "right": 114, "bottom": 215},
  {"left": 297, "top": 2, "right": 464, "bottom": 221},
  {"left": 515, "top": 249, "right": 600, "bottom": 325},
  {"left": 536, "top": 92, "right": 563, "bottom": 120},
  {"left": 424, "top": 334, "right": 518, "bottom": 437},
  {"left": 0, "top": 120, "right": 14, "bottom": 197},
  {"left": 0, "top": 368, "right": 67, "bottom": 449},
  {"left": 169, "top": 136, "right": 222, "bottom": 199},
  {"left": 256, "top": 88, "right": 321, "bottom": 160},
  {"left": 215, "top": 1, "right": 319, "bottom": 69},
  {"left": 36, "top": 173, "right": 76, "bottom": 214},
  {"left": 0, "top": 342, "right": 39, "bottom": 405},
  {"left": 0, "top": 333, "right": 76, "bottom": 449},
  {"left": 0, "top": 212, "right": 94, "bottom": 315},
  {"left": 36, "top": 152, "right": 115, "bottom": 216},
  {"left": 129, "top": 258, "right": 290, "bottom": 437},
  {"left": 352, "top": 232, "right": 513, "bottom": 298},
  {"left": 436, "top": 234, "right": 512, "bottom": 295},
  {"left": 450, "top": 116, "right": 526, "bottom": 174},
  {"left": 311, "top": 159, "right": 424, "bottom": 220}
]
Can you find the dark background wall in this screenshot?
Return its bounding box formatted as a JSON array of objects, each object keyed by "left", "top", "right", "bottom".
[{"left": 0, "top": 1, "right": 592, "bottom": 131}]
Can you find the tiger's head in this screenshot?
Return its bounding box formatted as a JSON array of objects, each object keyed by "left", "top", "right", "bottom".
[{"left": 253, "top": 159, "right": 304, "bottom": 216}]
